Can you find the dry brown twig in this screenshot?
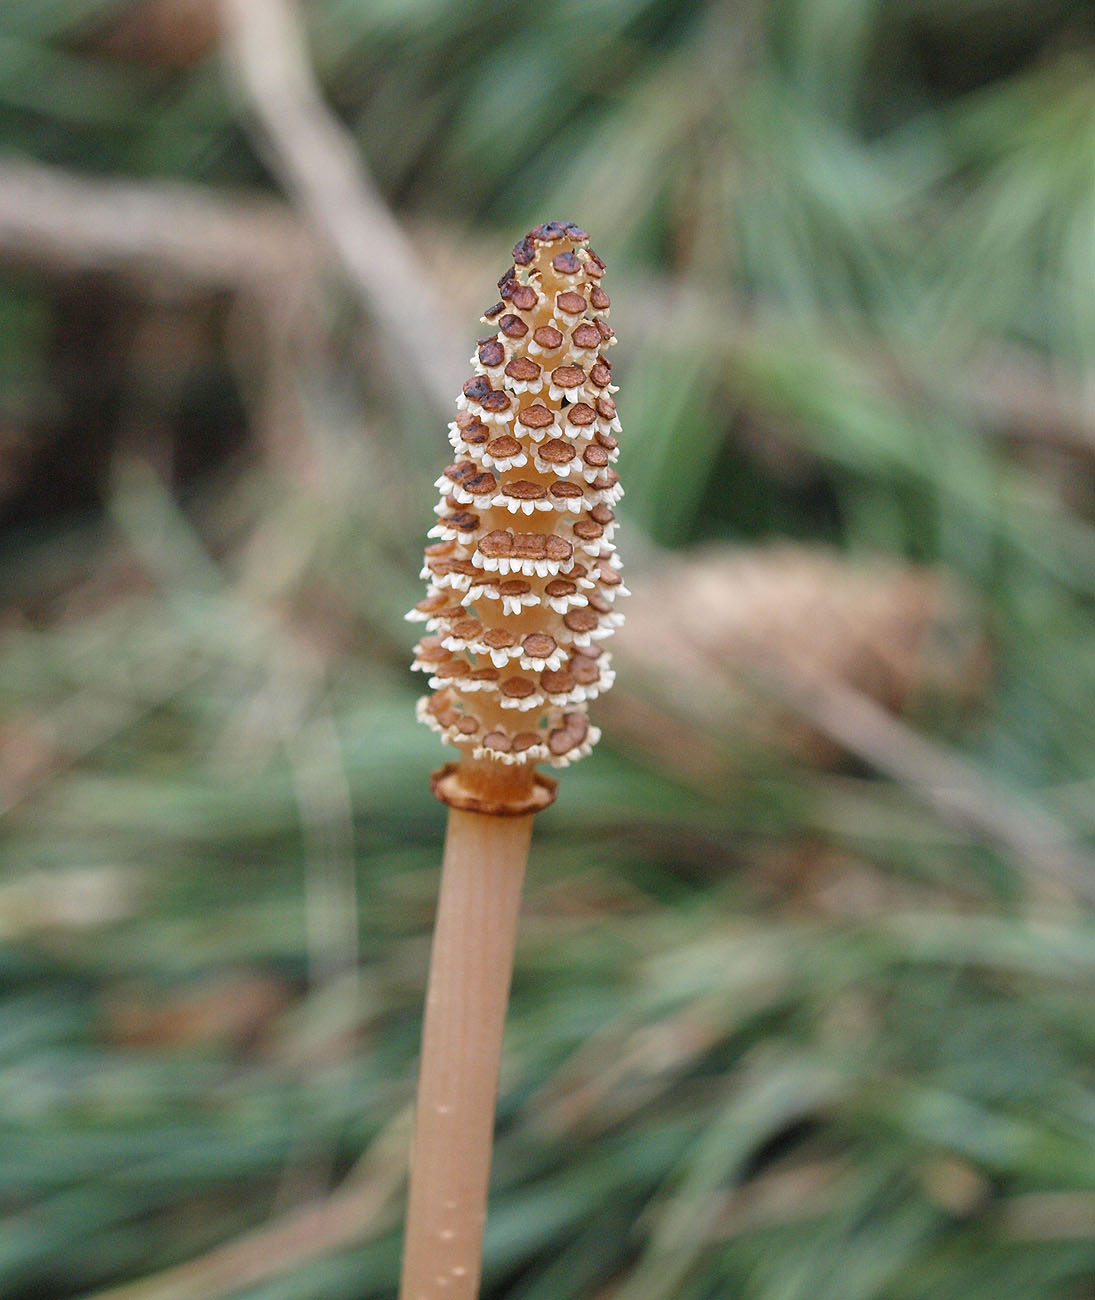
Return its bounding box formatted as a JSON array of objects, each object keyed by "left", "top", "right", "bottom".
[
  {"left": 0, "top": 157, "right": 1089, "bottom": 456},
  {"left": 217, "top": 0, "right": 465, "bottom": 410},
  {"left": 0, "top": 153, "right": 332, "bottom": 480},
  {"left": 616, "top": 545, "right": 1095, "bottom": 903},
  {"left": 85, "top": 1110, "right": 411, "bottom": 1300},
  {"left": 0, "top": 155, "right": 313, "bottom": 291},
  {"left": 760, "top": 663, "right": 1095, "bottom": 905}
]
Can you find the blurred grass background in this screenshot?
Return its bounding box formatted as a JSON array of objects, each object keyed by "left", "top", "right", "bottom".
[{"left": 1, "top": 1, "right": 1094, "bottom": 1298}]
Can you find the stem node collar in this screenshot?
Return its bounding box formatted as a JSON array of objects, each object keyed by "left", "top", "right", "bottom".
[{"left": 431, "top": 761, "right": 557, "bottom": 815}]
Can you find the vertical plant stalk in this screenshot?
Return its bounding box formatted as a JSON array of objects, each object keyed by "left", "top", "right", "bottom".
[
  {"left": 402, "top": 222, "right": 625, "bottom": 1299},
  {"left": 398, "top": 809, "right": 532, "bottom": 1300}
]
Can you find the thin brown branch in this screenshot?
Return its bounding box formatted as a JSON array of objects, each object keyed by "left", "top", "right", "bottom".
[
  {"left": 0, "top": 163, "right": 1085, "bottom": 454},
  {"left": 217, "top": 0, "right": 465, "bottom": 410},
  {"left": 0, "top": 155, "right": 334, "bottom": 478},
  {"left": 0, "top": 156, "right": 314, "bottom": 291},
  {"left": 757, "top": 661, "right": 1095, "bottom": 904},
  {"left": 85, "top": 1111, "right": 410, "bottom": 1300},
  {"left": 0, "top": 658, "right": 206, "bottom": 817}
]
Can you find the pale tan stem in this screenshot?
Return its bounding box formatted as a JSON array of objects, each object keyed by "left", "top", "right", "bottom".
[{"left": 399, "top": 808, "right": 534, "bottom": 1300}]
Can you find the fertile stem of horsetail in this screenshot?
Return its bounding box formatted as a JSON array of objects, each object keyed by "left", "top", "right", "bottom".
[{"left": 402, "top": 222, "right": 625, "bottom": 1300}]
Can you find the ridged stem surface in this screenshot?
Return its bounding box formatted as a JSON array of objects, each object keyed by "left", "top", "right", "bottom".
[{"left": 398, "top": 808, "right": 532, "bottom": 1300}]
